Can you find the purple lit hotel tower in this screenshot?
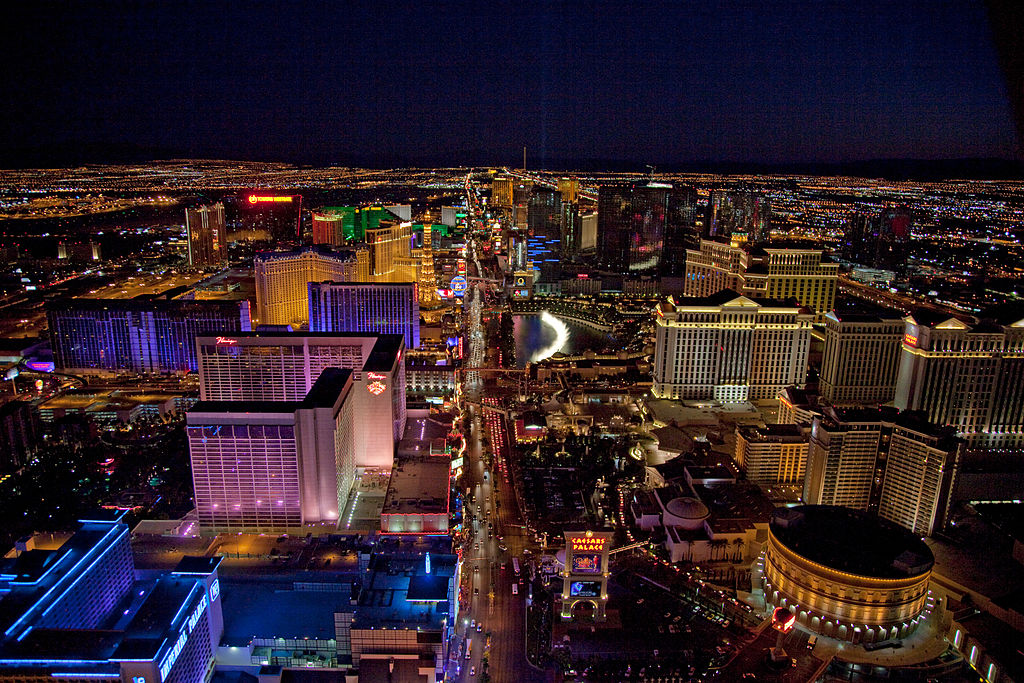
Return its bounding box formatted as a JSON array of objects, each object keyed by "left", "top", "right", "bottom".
[{"left": 188, "top": 332, "right": 405, "bottom": 532}]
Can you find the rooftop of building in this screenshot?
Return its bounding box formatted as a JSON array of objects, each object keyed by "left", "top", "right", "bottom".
[
  {"left": 196, "top": 330, "right": 401, "bottom": 344},
  {"left": 365, "top": 334, "right": 404, "bottom": 372},
  {"left": 907, "top": 308, "right": 976, "bottom": 329},
  {"left": 979, "top": 300, "right": 1024, "bottom": 328},
  {"left": 353, "top": 551, "right": 457, "bottom": 630},
  {"left": 311, "top": 280, "right": 417, "bottom": 289},
  {"left": 819, "top": 406, "right": 960, "bottom": 447},
  {"left": 749, "top": 240, "right": 828, "bottom": 255},
  {"left": 827, "top": 298, "right": 906, "bottom": 323},
  {"left": 45, "top": 297, "right": 244, "bottom": 312},
  {"left": 189, "top": 368, "right": 353, "bottom": 416},
  {"left": 381, "top": 456, "right": 450, "bottom": 517},
  {"left": 778, "top": 385, "right": 820, "bottom": 410},
  {"left": 254, "top": 244, "right": 359, "bottom": 262},
  {"left": 737, "top": 423, "right": 808, "bottom": 442},
  {"left": 770, "top": 505, "right": 934, "bottom": 579},
  {"left": 661, "top": 289, "right": 805, "bottom": 312},
  {"left": 397, "top": 415, "right": 453, "bottom": 458},
  {"left": 219, "top": 578, "right": 350, "bottom": 645}
]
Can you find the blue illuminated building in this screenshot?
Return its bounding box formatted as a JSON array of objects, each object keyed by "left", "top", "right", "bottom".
[
  {"left": 0, "top": 511, "right": 223, "bottom": 683},
  {"left": 46, "top": 299, "right": 252, "bottom": 374},
  {"left": 526, "top": 187, "right": 562, "bottom": 281},
  {"left": 308, "top": 281, "right": 420, "bottom": 348}
]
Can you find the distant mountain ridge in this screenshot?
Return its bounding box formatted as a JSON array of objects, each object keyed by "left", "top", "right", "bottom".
[{"left": 1, "top": 142, "right": 1021, "bottom": 181}]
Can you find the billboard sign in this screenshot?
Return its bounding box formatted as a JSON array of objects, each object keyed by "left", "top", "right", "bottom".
[{"left": 571, "top": 553, "right": 601, "bottom": 574}]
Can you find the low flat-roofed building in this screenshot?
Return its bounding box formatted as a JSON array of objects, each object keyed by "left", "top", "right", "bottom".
[
  {"left": 631, "top": 467, "right": 772, "bottom": 566},
  {"left": 380, "top": 455, "right": 450, "bottom": 534},
  {"left": 350, "top": 538, "right": 457, "bottom": 682}
]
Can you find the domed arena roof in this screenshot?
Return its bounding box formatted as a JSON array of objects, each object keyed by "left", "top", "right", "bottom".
[
  {"left": 664, "top": 497, "right": 710, "bottom": 529},
  {"left": 770, "top": 505, "right": 934, "bottom": 579}
]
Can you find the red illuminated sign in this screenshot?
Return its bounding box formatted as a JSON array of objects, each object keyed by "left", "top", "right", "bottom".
[
  {"left": 367, "top": 380, "right": 387, "bottom": 396},
  {"left": 772, "top": 607, "right": 796, "bottom": 632},
  {"left": 904, "top": 333, "right": 918, "bottom": 347},
  {"left": 215, "top": 337, "right": 237, "bottom": 345},
  {"left": 247, "top": 195, "right": 294, "bottom": 204},
  {"left": 367, "top": 372, "right": 387, "bottom": 380},
  {"left": 569, "top": 537, "right": 607, "bottom": 552}
]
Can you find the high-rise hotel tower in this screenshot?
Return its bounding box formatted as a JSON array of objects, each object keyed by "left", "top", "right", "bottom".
[
  {"left": 895, "top": 305, "right": 1024, "bottom": 447},
  {"left": 185, "top": 203, "right": 227, "bottom": 268},
  {"left": 652, "top": 290, "right": 812, "bottom": 402},
  {"left": 309, "top": 281, "right": 420, "bottom": 348}
]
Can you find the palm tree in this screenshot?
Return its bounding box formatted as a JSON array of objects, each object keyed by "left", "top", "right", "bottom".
[{"left": 732, "top": 537, "right": 744, "bottom": 562}]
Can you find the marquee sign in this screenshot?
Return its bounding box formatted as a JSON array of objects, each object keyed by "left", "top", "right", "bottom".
[
  {"left": 215, "top": 337, "right": 237, "bottom": 345},
  {"left": 569, "top": 537, "right": 607, "bottom": 552},
  {"left": 247, "top": 195, "right": 294, "bottom": 204}
]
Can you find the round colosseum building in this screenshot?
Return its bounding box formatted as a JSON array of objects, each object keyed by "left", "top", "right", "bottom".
[{"left": 762, "top": 506, "right": 933, "bottom": 644}]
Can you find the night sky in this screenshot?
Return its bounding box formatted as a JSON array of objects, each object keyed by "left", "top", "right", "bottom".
[{"left": 0, "top": 1, "right": 1018, "bottom": 167}]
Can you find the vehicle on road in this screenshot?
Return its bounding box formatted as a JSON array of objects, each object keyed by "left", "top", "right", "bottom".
[
  {"left": 466, "top": 639, "right": 473, "bottom": 659},
  {"left": 469, "top": 667, "right": 476, "bottom": 676},
  {"left": 511, "top": 584, "right": 518, "bottom": 595}
]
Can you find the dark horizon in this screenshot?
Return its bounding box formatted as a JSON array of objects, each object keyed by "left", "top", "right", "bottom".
[
  {"left": 1, "top": 1, "right": 1020, "bottom": 176},
  {"left": 2, "top": 142, "right": 1024, "bottom": 182}
]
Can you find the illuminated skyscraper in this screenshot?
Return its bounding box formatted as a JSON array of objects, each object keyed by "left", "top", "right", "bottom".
[
  {"left": 527, "top": 187, "right": 562, "bottom": 279},
  {"left": 895, "top": 305, "right": 1024, "bottom": 447},
  {"left": 735, "top": 423, "right": 809, "bottom": 486},
  {"left": 597, "top": 182, "right": 699, "bottom": 275},
  {"left": 705, "top": 189, "right": 772, "bottom": 242},
  {"left": 196, "top": 331, "right": 406, "bottom": 468},
  {"left": 820, "top": 305, "right": 905, "bottom": 406},
  {"left": 187, "top": 367, "right": 356, "bottom": 532},
  {"left": 364, "top": 220, "right": 413, "bottom": 281},
  {"left": 46, "top": 298, "right": 251, "bottom": 373},
  {"left": 254, "top": 246, "right": 360, "bottom": 327},
  {"left": 560, "top": 202, "right": 582, "bottom": 260},
  {"left": 652, "top": 290, "right": 812, "bottom": 402},
  {"left": 312, "top": 210, "right": 346, "bottom": 246},
  {"left": 684, "top": 239, "right": 838, "bottom": 322},
  {"left": 0, "top": 513, "right": 224, "bottom": 682},
  {"left": 309, "top": 281, "right": 420, "bottom": 348},
  {"left": 185, "top": 202, "right": 227, "bottom": 267},
  {"left": 239, "top": 192, "right": 302, "bottom": 242},
  {"left": 557, "top": 176, "right": 579, "bottom": 203},
  {"left": 804, "top": 407, "right": 961, "bottom": 536},
  {"left": 491, "top": 176, "right": 514, "bottom": 208}
]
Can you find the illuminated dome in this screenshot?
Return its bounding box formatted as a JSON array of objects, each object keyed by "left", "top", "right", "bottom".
[{"left": 664, "top": 497, "right": 709, "bottom": 530}]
